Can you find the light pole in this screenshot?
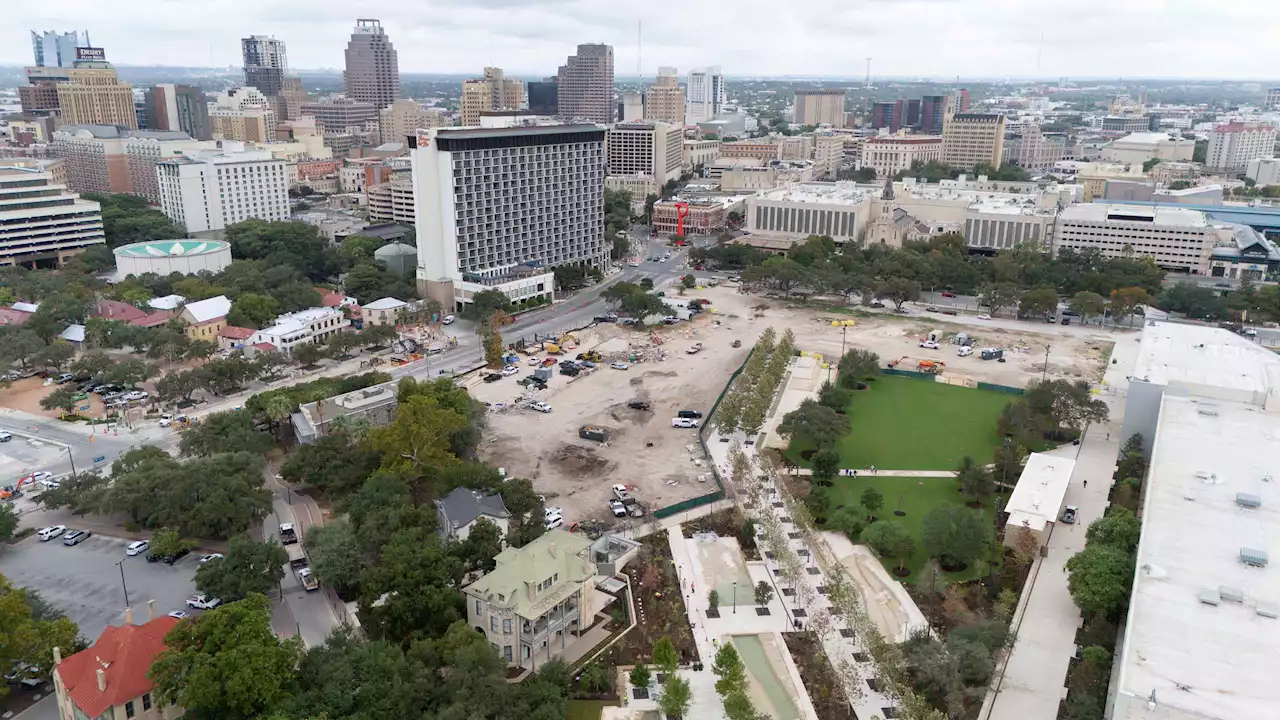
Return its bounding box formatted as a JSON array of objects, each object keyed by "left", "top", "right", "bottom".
[
  {"left": 115, "top": 559, "right": 130, "bottom": 609},
  {"left": 732, "top": 581, "right": 737, "bottom": 614},
  {"left": 1042, "top": 344, "right": 1051, "bottom": 383},
  {"left": 831, "top": 319, "right": 856, "bottom": 358}
]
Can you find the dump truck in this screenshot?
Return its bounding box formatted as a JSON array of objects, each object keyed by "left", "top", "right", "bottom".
[
  {"left": 296, "top": 567, "right": 319, "bottom": 592},
  {"left": 286, "top": 543, "right": 308, "bottom": 570},
  {"left": 279, "top": 523, "right": 298, "bottom": 545}
]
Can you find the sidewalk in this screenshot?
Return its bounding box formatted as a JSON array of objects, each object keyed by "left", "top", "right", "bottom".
[{"left": 784, "top": 467, "right": 956, "bottom": 478}]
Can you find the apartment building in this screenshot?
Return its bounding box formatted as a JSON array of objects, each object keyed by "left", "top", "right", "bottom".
[
  {"left": 0, "top": 164, "right": 105, "bottom": 267},
  {"left": 50, "top": 124, "right": 134, "bottom": 194},
  {"left": 1054, "top": 203, "right": 1220, "bottom": 274},
  {"left": 606, "top": 121, "right": 682, "bottom": 185},
  {"left": 645, "top": 67, "right": 685, "bottom": 125},
  {"left": 686, "top": 66, "right": 724, "bottom": 124},
  {"left": 557, "top": 44, "right": 614, "bottom": 124},
  {"left": 461, "top": 67, "right": 525, "bottom": 127},
  {"left": 410, "top": 124, "right": 607, "bottom": 310},
  {"left": 156, "top": 148, "right": 289, "bottom": 233},
  {"left": 250, "top": 306, "right": 350, "bottom": 354},
  {"left": 241, "top": 34, "right": 287, "bottom": 98},
  {"left": 861, "top": 135, "right": 943, "bottom": 178},
  {"left": 1002, "top": 125, "right": 1066, "bottom": 171},
  {"left": 123, "top": 133, "right": 214, "bottom": 204},
  {"left": 144, "top": 84, "right": 211, "bottom": 140},
  {"left": 379, "top": 99, "right": 442, "bottom": 146},
  {"left": 942, "top": 113, "right": 1006, "bottom": 170},
  {"left": 208, "top": 87, "right": 278, "bottom": 143},
  {"left": 1206, "top": 122, "right": 1278, "bottom": 172},
  {"left": 343, "top": 19, "right": 400, "bottom": 110},
  {"left": 794, "top": 89, "right": 847, "bottom": 128}
]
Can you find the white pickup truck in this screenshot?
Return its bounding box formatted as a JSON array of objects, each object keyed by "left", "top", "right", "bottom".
[{"left": 297, "top": 567, "right": 319, "bottom": 592}]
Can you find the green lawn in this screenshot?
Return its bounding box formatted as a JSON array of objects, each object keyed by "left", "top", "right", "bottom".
[
  {"left": 786, "top": 375, "right": 1014, "bottom": 471},
  {"left": 829, "top": 475, "right": 997, "bottom": 580},
  {"left": 566, "top": 700, "right": 620, "bottom": 720}
]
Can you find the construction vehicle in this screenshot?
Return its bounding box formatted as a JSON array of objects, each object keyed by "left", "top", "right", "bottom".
[
  {"left": 576, "top": 350, "right": 603, "bottom": 363},
  {"left": 917, "top": 360, "right": 945, "bottom": 374},
  {"left": 296, "top": 567, "right": 319, "bottom": 592},
  {"left": 545, "top": 343, "right": 562, "bottom": 355},
  {"left": 286, "top": 543, "right": 308, "bottom": 570},
  {"left": 887, "top": 356, "right": 912, "bottom": 368},
  {"left": 279, "top": 523, "right": 298, "bottom": 545},
  {"left": 981, "top": 348, "right": 1004, "bottom": 361},
  {"left": 0, "top": 475, "right": 37, "bottom": 500},
  {"left": 579, "top": 426, "right": 609, "bottom": 442}
]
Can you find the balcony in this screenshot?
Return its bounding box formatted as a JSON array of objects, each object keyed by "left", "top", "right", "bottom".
[{"left": 521, "top": 604, "right": 580, "bottom": 641}]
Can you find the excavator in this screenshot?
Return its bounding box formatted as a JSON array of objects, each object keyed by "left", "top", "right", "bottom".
[{"left": 887, "top": 356, "right": 945, "bottom": 375}]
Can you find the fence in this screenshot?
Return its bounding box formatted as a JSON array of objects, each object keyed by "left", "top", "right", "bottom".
[
  {"left": 976, "top": 381, "right": 1026, "bottom": 396},
  {"left": 881, "top": 368, "right": 1026, "bottom": 396},
  {"left": 881, "top": 368, "right": 932, "bottom": 380}
]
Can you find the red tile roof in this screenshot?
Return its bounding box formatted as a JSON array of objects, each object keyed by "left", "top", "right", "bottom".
[
  {"left": 252, "top": 342, "right": 276, "bottom": 351},
  {"left": 128, "top": 310, "right": 176, "bottom": 328},
  {"left": 56, "top": 616, "right": 179, "bottom": 718},
  {"left": 219, "top": 326, "right": 255, "bottom": 340},
  {"left": 92, "top": 300, "right": 148, "bottom": 323},
  {"left": 316, "top": 288, "right": 346, "bottom": 308},
  {"left": 0, "top": 308, "right": 31, "bottom": 326}
]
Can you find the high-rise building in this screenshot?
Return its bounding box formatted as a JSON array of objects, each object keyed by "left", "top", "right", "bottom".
[
  {"left": 1266, "top": 88, "right": 1280, "bottom": 112},
  {"left": 343, "top": 19, "right": 400, "bottom": 110},
  {"left": 951, "top": 88, "right": 971, "bottom": 115},
  {"left": 1002, "top": 125, "right": 1066, "bottom": 171},
  {"left": 686, "top": 66, "right": 724, "bottom": 124},
  {"left": 133, "top": 90, "right": 149, "bottom": 130},
  {"left": 645, "top": 67, "right": 685, "bottom": 126},
  {"left": 905, "top": 99, "right": 922, "bottom": 129},
  {"left": 410, "top": 125, "right": 608, "bottom": 309},
  {"left": 31, "top": 31, "right": 85, "bottom": 68},
  {"left": 919, "top": 95, "right": 948, "bottom": 134},
  {"left": 0, "top": 163, "right": 105, "bottom": 267},
  {"left": 527, "top": 79, "right": 558, "bottom": 116},
  {"left": 50, "top": 125, "right": 134, "bottom": 194},
  {"left": 301, "top": 96, "right": 379, "bottom": 138},
  {"left": 794, "top": 89, "right": 847, "bottom": 128},
  {"left": 379, "top": 99, "right": 442, "bottom": 146},
  {"left": 618, "top": 93, "right": 644, "bottom": 122},
  {"left": 53, "top": 49, "right": 138, "bottom": 129},
  {"left": 942, "top": 113, "right": 1006, "bottom": 169},
  {"left": 870, "top": 101, "right": 903, "bottom": 132},
  {"left": 280, "top": 77, "right": 309, "bottom": 121},
  {"left": 125, "top": 133, "right": 215, "bottom": 204},
  {"left": 460, "top": 68, "right": 524, "bottom": 126},
  {"left": 1206, "top": 122, "right": 1277, "bottom": 171},
  {"left": 557, "top": 44, "right": 614, "bottom": 124},
  {"left": 606, "top": 121, "right": 682, "bottom": 185},
  {"left": 242, "top": 35, "right": 287, "bottom": 97},
  {"left": 208, "top": 87, "right": 278, "bottom": 143},
  {"left": 145, "top": 85, "right": 212, "bottom": 140},
  {"left": 157, "top": 148, "right": 289, "bottom": 233}
]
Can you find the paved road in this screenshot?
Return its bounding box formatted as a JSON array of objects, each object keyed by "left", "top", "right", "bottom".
[
  {"left": 0, "top": 409, "right": 171, "bottom": 486},
  {"left": 261, "top": 468, "right": 340, "bottom": 648}
]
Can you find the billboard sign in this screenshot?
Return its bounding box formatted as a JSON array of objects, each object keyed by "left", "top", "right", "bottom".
[{"left": 75, "top": 47, "right": 106, "bottom": 62}]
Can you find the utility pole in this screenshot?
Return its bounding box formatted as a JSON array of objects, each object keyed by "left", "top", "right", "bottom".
[
  {"left": 1043, "top": 344, "right": 1051, "bottom": 383},
  {"left": 116, "top": 559, "right": 130, "bottom": 609},
  {"left": 864, "top": 57, "right": 872, "bottom": 89}
]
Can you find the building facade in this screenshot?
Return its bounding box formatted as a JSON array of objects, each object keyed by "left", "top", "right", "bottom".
[
  {"left": 1101, "top": 132, "right": 1195, "bottom": 165},
  {"left": 526, "top": 79, "right": 558, "bottom": 116},
  {"left": 745, "top": 184, "right": 873, "bottom": 244},
  {"left": 241, "top": 35, "right": 287, "bottom": 97},
  {"left": 367, "top": 179, "right": 416, "bottom": 225},
  {"left": 682, "top": 138, "right": 720, "bottom": 170},
  {"left": 379, "top": 99, "right": 442, "bottom": 146},
  {"left": 251, "top": 307, "right": 349, "bottom": 353},
  {"left": 1002, "top": 125, "right": 1066, "bottom": 171},
  {"left": 720, "top": 139, "right": 779, "bottom": 162},
  {"left": 606, "top": 121, "right": 682, "bottom": 185},
  {"left": 53, "top": 612, "right": 184, "bottom": 720},
  {"left": 794, "top": 89, "right": 847, "bottom": 128},
  {"left": 343, "top": 19, "right": 400, "bottom": 110},
  {"left": 157, "top": 149, "right": 289, "bottom": 233},
  {"left": 123, "top": 132, "right": 206, "bottom": 203},
  {"left": 645, "top": 67, "right": 685, "bottom": 126},
  {"left": 50, "top": 125, "right": 133, "bottom": 195},
  {"left": 145, "top": 84, "right": 211, "bottom": 140},
  {"left": 1054, "top": 203, "right": 1219, "bottom": 274},
  {"left": 30, "top": 30, "right": 83, "bottom": 68},
  {"left": 0, "top": 164, "right": 105, "bottom": 267},
  {"left": 557, "top": 44, "right": 614, "bottom": 124},
  {"left": 605, "top": 175, "right": 659, "bottom": 214},
  {"left": 208, "top": 87, "right": 278, "bottom": 143},
  {"left": 56, "top": 64, "right": 138, "bottom": 129},
  {"left": 410, "top": 125, "right": 606, "bottom": 309},
  {"left": 618, "top": 93, "right": 644, "bottom": 122},
  {"left": 686, "top": 66, "right": 724, "bottom": 124},
  {"left": 460, "top": 67, "right": 525, "bottom": 127},
  {"left": 301, "top": 96, "right": 379, "bottom": 136},
  {"left": 1206, "top": 122, "right": 1277, "bottom": 172},
  {"left": 1247, "top": 157, "right": 1280, "bottom": 187},
  {"left": 862, "top": 135, "right": 943, "bottom": 178},
  {"left": 942, "top": 113, "right": 1006, "bottom": 170}
]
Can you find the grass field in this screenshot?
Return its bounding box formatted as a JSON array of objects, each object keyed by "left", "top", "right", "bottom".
[
  {"left": 566, "top": 700, "right": 620, "bottom": 720},
  {"left": 829, "top": 475, "right": 996, "bottom": 579},
  {"left": 786, "top": 375, "right": 1014, "bottom": 471}
]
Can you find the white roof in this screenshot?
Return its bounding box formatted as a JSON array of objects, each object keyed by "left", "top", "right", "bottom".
[
  {"left": 1132, "top": 321, "right": 1280, "bottom": 398},
  {"left": 148, "top": 294, "right": 186, "bottom": 310},
  {"left": 363, "top": 297, "right": 407, "bottom": 311},
  {"left": 1058, "top": 203, "right": 1209, "bottom": 227},
  {"left": 182, "top": 295, "right": 231, "bottom": 323},
  {"left": 1112, "top": 132, "right": 1190, "bottom": 146},
  {"left": 59, "top": 324, "right": 85, "bottom": 343},
  {"left": 1117, "top": 393, "right": 1280, "bottom": 720},
  {"left": 754, "top": 182, "right": 873, "bottom": 207},
  {"left": 11, "top": 302, "right": 39, "bottom": 313},
  {"left": 274, "top": 307, "right": 342, "bottom": 324},
  {"left": 1004, "top": 452, "right": 1076, "bottom": 532}
]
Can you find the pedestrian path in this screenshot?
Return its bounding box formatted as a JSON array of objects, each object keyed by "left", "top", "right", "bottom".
[{"left": 784, "top": 467, "right": 956, "bottom": 478}]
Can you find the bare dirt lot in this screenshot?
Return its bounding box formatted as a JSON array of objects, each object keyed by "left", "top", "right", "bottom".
[{"left": 471, "top": 285, "right": 1122, "bottom": 527}]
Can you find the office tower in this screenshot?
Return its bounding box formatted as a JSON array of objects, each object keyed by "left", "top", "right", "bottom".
[
  {"left": 145, "top": 84, "right": 212, "bottom": 140},
  {"left": 556, "top": 44, "right": 614, "bottom": 124},
  {"left": 618, "top": 93, "right": 644, "bottom": 122},
  {"left": 157, "top": 148, "right": 289, "bottom": 233},
  {"left": 1266, "top": 88, "right": 1280, "bottom": 112},
  {"left": 0, "top": 162, "right": 104, "bottom": 267},
  {"left": 124, "top": 132, "right": 207, "bottom": 203},
  {"left": 55, "top": 50, "right": 138, "bottom": 129},
  {"left": 134, "top": 90, "right": 149, "bottom": 130},
  {"left": 280, "top": 77, "right": 309, "bottom": 121},
  {"left": 380, "top": 99, "right": 443, "bottom": 145},
  {"left": 606, "top": 121, "right": 682, "bottom": 184},
  {"left": 951, "top": 88, "right": 971, "bottom": 115},
  {"left": 686, "top": 66, "right": 724, "bottom": 124},
  {"left": 242, "top": 35, "right": 287, "bottom": 97},
  {"left": 905, "top": 99, "right": 921, "bottom": 128},
  {"left": 1206, "top": 122, "right": 1278, "bottom": 171},
  {"left": 410, "top": 124, "right": 608, "bottom": 309},
  {"left": 343, "top": 19, "right": 400, "bottom": 110},
  {"left": 645, "top": 67, "right": 685, "bottom": 125},
  {"left": 31, "top": 31, "right": 84, "bottom": 68},
  {"left": 794, "top": 89, "right": 846, "bottom": 128},
  {"left": 527, "top": 79, "right": 558, "bottom": 116},
  {"left": 460, "top": 67, "right": 525, "bottom": 126},
  {"left": 50, "top": 125, "right": 134, "bottom": 194},
  {"left": 208, "top": 87, "right": 278, "bottom": 142},
  {"left": 301, "top": 96, "right": 378, "bottom": 135},
  {"left": 941, "top": 113, "right": 1006, "bottom": 169},
  {"left": 919, "top": 95, "right": 948, "bottom": 134},
  {"left": 870, "top": 100, "right": 903, "bottom": 132}
]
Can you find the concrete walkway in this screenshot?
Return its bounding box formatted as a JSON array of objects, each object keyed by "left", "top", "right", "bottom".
[
  {"left": 981, "top": 337, "right": 1141, "bottom": 720},
  {"left": 785, "top": 467, "right": 957, "bottom": 478}
]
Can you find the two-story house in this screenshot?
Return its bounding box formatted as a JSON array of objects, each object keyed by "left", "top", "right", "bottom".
[
  {"left": 176, "top": 295, "right": 231, "bottom": 342},
  {"left": 53, "top": 604, "right": 183, "bottom": 720},
  {"left": 249, "top": 307, "right": 349, "bottom": 354},
  {"left": 434, "top": 487, "right": 511, "bottom": 541}
]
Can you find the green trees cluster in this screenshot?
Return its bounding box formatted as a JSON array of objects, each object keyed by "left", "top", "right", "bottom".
[
  {"left": 605, "top": 187, "right": 634, "bottom": 260},
  {"left": 713, "top": 643, "right": 760, "bottom": 720},
  {"left": 716, "top": 328, "right": 797, "bottom": 438},
  {"left": 84, "top": 193, "right": 184, "bottom": 248},
  {"left": 600, "top": 281, "right": 670, "bottom": 321},
  {"left": 1066, "top": 505, "right": 1141, "bottom": 617},
  {"left": 900, "top": 620, "right": 1010, "bottom": 717},
  {"left": 0, "top": 576, "right": 80, "bottom": 698},
  {"left": 998, "top": 379, "right": 1109, "bottom": 447}
]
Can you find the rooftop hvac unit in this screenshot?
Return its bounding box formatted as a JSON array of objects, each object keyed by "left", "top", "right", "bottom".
[
  {"left": 1198, "top": 408, "right": 1220, "bottom": 417},
  {"left": 1198, "top": 589, "right": 1220, "bottom": 606},
  {"left": 1220, "top": 586, "right": 1245, "bottom": 603},
  {"left": 1241, "top": 547, "right": 1269, "bottom": 567},
  {"left": 1256, "top": 602, "right": 1279, "bottom": 619},
  {"left": 1237, "top": 493, "right": 1262, "bottom": 509}
]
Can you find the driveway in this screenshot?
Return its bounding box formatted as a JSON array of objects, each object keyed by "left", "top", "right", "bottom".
[{"left": 0, "top": 534, "right": 200, "bottom": 641}]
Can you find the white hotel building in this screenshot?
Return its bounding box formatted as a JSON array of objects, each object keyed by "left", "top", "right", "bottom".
[
  {"left": 250, "top": 307, "right": 349, "bottom": 354},
  {"left": 156, "top": 148, "right": 289, "bottom": 233},
  {"left": 1205, "top": 122, "right": 1278, "bottom": 172},
  {"left": 410, "top": 125, "right": 608, "bottom": 312},
  {"left": 0, "top": 164, "right": 106, "bottom": 267}
]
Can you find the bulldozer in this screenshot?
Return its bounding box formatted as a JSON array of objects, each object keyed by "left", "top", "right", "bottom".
[{"left": 576, "top": 350, "right": 603, "bottom": 363}]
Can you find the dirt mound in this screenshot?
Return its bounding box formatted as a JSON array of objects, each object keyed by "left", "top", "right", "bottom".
[{"left": 551, "top": 443, "right": 614, "bottom": 475}]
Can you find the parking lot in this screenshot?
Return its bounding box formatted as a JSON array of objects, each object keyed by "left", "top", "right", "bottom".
[{"left": 0, "top": 533, "right": 199, "bottom": 641}]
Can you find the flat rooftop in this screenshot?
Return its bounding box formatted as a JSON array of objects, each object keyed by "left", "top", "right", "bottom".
[
  {"left": 1118, "top": 393, "right": 1280, "bottom": 720},
  {"left": 754, "top": 182, "right": 873, "bottom": 206},
  {"left": 1059, "top": 203, "right": 1209, "bottom": 227},
  {"left": 1131, "top": 321, "right": 1280, "bottom": 398},
  {"left": 1004, "top": 453, "right": 1076, "bottom": 532},
  {"left": 898, "top": 184, "right": 1058, "bottom": 216}
]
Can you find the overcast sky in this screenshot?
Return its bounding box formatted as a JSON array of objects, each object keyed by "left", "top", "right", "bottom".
[{"left": 7, "top": 0, "right": 1279, "bottom": 79}]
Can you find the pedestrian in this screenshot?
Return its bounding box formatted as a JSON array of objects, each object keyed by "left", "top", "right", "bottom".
[
  {"left": 871, "top": 464, "right": 877, "bottom": 475},
  {"left": 1083, "top": 480, "right": 1088, "bottom": 488},
  {"left": 853, "top": 470, "right": 858, "bottom": 479}
]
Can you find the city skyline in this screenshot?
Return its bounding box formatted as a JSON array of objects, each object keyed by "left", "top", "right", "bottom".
[{"left": 8, "top": 1, "right": 1279, "bottom": 79}]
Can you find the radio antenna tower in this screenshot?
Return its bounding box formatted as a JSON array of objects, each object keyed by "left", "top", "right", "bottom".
[
  {"left": 637, "top": 20, "right": 642, "bottom": 79},
  {"left": 865, "top": 57, "right": 872, "bottom": 89}
]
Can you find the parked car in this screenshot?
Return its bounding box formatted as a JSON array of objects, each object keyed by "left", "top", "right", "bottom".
[
  {"left": 544, "top": 506, "right": 563, "bottom": 519},
  {"left": 610, "top": 362, "right": 630, "bottom": 370},
  {"left": 870, "top": 302, "right": 885, "bottom": 308},
  {"left": 163, "top": 548, "right": 190, "bottom": 564},
  {"left": 185, "top": 594, "right": 221, "bottom": 610},
  {"left": 609, "top": 499, "right": 627, "bottom": 517},
  {"left": 957, "top": 346, "right": 974, "bottom": 357},
  {"left": 593, "top": 314, "right": 618, "bottom": 323},
  {"left": 662, "top": 316, "right": 680, "bottom": 325},
  {"left": 167, "top": 611, "right": 189, "bottom": 620},
  {"left": 126, "top": 540, "right": 149, "bottom": 556},
  {"left": 37, "top": 525, "right": 66, "bottom": 542},
  {"left": 442, "top": 315, "right": 456, "bottom": 325},
  {"left": 54, "top": 373, "right": 74, "bottom": 384},
  {"left": 672, "top": 418, "right": 699, "bottom": 428},
  {"left": 677, "top": 409, "right": 703, "bottom": 419},
  {"left": 941, "top": 291, "right": 956, "bottom": 298},
  {"left": 1061, "top": 506, "right": 1078, "bottom": 524},
  {"left": 37, "top": 478, "right": 59, "bottom": 491},
  {"left": 531, "top": 401, "right": 553, "bottom": 413},
  {"left": 62, "top": 530, "right": 91, "bottom": 546},
  {"left": 919, "top": 340, "right": 940, "bottom": 350},
  {"left": 526, "top": 357, "right": 542, "bottom": 366},
  {"left": 545, "top": 516, "right": 564, "bottom": 530},
  {"left": 627, "top": 400, "right": 652, "bottom": 411},
  {"left": 483, "top": 373, "right": 503, "bottom": 383},
  {"left": 123, "top": 390, "right": 148, "bottom": 401},
  {"left": 199, "top": 553, "right": 224, "bottom": 564},
  {"left": 977, "top": 313, "right": 992, "bottom": 320},
  {"left": 501, "top": 365, "right": 519, "bottom": 376},
  {"left": 0, "top": 431, "right": 10, "bottom": 442}
]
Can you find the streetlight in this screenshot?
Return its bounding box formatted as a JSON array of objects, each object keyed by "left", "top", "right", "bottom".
[
  {"left": 115, "top": 559, "right": 130, "bottom": 610},
  {"left": 1042, "top": 344, "right": 1051, "bottom": 383},
  {"left": 732, "top": 581, "right": 737, "bottom": 614},
  {"left": 830, "top": 319, "right": 856, "bottom": 358}
]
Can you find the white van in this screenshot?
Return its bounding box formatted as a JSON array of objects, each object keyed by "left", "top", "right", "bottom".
[
  {"left": 442, "top": 315, "right": 456, "bottom": 325},
  {"left": 957, "top": 346, "right": 974, "bottom": 357}
]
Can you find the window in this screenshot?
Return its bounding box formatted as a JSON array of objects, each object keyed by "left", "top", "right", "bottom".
[
  {"left": 125, "top": 701, "right": 136, "bottom": 718},
  {"left": 143, "top": 694, "right": 152, "bottom": 711},
  {"left": 503, "top": 618, "right": 512, "bottom": 634},
  {"left": 490, "top": 616, "right": 498, "bottom": 632},
  {"left": 475, "top": 599, "right": 484, "bottom": 616}
]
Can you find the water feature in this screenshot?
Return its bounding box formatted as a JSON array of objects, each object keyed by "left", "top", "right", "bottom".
[{"left": 731, "top": 634, "right": 801, "bottom": 720}]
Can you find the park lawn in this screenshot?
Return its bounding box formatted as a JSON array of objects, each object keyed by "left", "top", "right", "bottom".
[
  {"left": 786, "top": 375, "right": 1014, "bottom": 471},
  {"left": 566, "top": 700, "right": 620, "bottom": 720},
  {"left": 829, "top": 474, "right": 997, "bottom": 580}
]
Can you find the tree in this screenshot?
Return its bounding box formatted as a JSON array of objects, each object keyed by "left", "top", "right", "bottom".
[
  {"left": 922, "top": 505, "right": 988, "bottom": 570},
  {"left": 1109, "top": 286, "right": 1153, "bottom": 325},
  {"left": 279, "top": 429, "right": 380, "bottom": 499},
  {"left": 680, "top": 274, "right": 697, "bottom": 289},
  {"left": 70, "top": 349, "right": 114, "bottom": 379},
  {"left": 462, "top": 289, "right": 512, "bottom": 321},
  {"left": 860, "top": 486, "right": 884, "bottom": 517},
  {"left": 1065, "top": 544, "right": 1135, "bottom": 617},
  {"left": 707, "top": 589, "right": 719, "bottom": 614},
  {"left": 753, "top": 580, "right": 774, "bottom": 608},
  {"left": 1070, "top": 290, "right": 1107, "bottom": 324},
  {"left": 479, "top": 309, "right": 511, "bottom": 368},
  {"left": 194, "top": 536, "right": 287, "bottom": 602},
  {"left": 149, "top": 528, "right": 186, "bottom": 558},
  {"left": 829, "top": 505, "right": 866, "bottom": 538},
  {"left": 452, "top": 516, "right": 503, "bottom": 574},
  {"left": 777, "top": 399, "right": 850, "bottom": 448},
  {"left": 553, "top": 265, "right": 587, "bottom": 290},
  {"left": 223, "top": 219, "right": 340, "bottom": 281},
  {"left": 811, "top": 449, "right": 840, "bottom": 484},
  {"left": 658, "top": 674, "right": 692, "bottom": 720},
  {"left": 303, "top": 521, "right": 363, "bottom": 593},
  {"left": 878, "top": 277, "right": 921, "bottom": 310},
  {"left": 104, "top": 358, "right": 157, "bottom": 388},
  {"left": 149, "top": 593, "right": 302, "bottom": 720},
  {"left": 40, "top": 386, "right": 82, "bottom": 415},
  {"left": 227, "top": 292, "right": 280, "bottom": 329},
  {"left": 292, "top": 343, "right": 325, "bottom": 368},
  {"left": 955, "top": 456, "right": 993, "bottom": 503},
  {"left": 371, "top": 393, "right": 466, "bottom": 479},
  {"left": 34, "top": 342, "right": 75, "bottom": 372},
  {"left": 712, "top": 642, "right": 748, "bottom": 698},
  {"left": 652, "top": 636, "right": 679, "bottom": 674},
  {"left": 0, "top": 504, "right": 16, "bottom": 542},
  {"left": 837, "top": 348, "right": 880, "bottom": 387},
  {"left": 864, "top": 521, "right": 916, "bottom": 572},
  {"left": 1019, "top": 286, "right": 1059, "bottom": 318},
  {"left": 639, "top": 277, "right": 655, "bottom": 291},
  {"left": 980, "top": 283, "right": 1022, "bottom": 317},
  {"left": 179, "top": 409, "right": 271, "bottom": 457},
  {"left": 1085, "top": 506, "right": 1141, "bottom": 555},
  {"left": 629, "top": 662, "right": 652, "bottom": 689},
  {"left": 817, "top": 380, "right": 852, "bottom": 413},
  {"left": 358, "top": 528, "right": 465, "bottom": 642},
  {"left": 0, "top": 576, "right": 79, "bottom": 700},
  {"left": 1142, "top": 158, "right": 1163, "bottom": 172}
]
